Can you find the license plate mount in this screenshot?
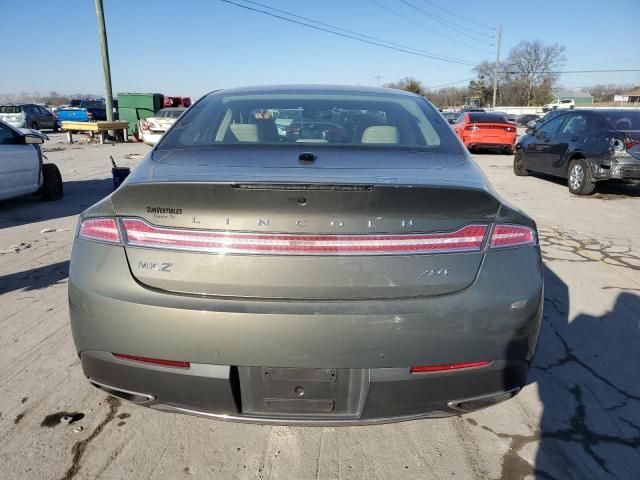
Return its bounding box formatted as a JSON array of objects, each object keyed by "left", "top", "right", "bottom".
[{"left": 238, "top": 366, "right": 368, "bottom": 418}]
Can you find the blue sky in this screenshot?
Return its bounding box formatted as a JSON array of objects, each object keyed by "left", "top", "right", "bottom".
[{"left": 2, "top": 0, "right": 638, "bottom": 99}]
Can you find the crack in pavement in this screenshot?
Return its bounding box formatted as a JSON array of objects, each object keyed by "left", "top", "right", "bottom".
[
  {"left": 466, "top": 304, "right": 640, "bottom": 480},
  {"left": 59, "top": 396, "right": 120, "bottom": 480},
  {"left": 540, "top": 321, "right": 640, "bottom": 403},
  {"left": 538, "top": 226, "right": 640, "bottom": 273},
  {"left": 468, "top": 381, "right": 640, "bottom": 480}
]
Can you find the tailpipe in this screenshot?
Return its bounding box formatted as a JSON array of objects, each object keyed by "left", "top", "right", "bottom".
[
  {"left": 90, "top": 379, "right": 155, "bottom": 404},
  {"left": 447, "top": 388, "right": 520, "bottom": 413}
]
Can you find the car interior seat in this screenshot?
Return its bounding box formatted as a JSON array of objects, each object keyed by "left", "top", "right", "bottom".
[{"left": 361, "top": 126, "right": 399, "bottom": 144}]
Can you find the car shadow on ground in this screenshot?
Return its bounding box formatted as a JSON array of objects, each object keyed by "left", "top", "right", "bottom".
[
  {"left": 498, "top": 266, "right": 640, "bottom": 479},
  {"left": 529, "top": 173, "right": 640, "bottom": 198},
  {"left": 469, "top": 149, "right": 512, "bottom": 156},
  {"left": 0, "top": 178, "right": 113, "bottom": 229},
  {"left": 0, "top": 260, "right": 69, "bottom": 295}
]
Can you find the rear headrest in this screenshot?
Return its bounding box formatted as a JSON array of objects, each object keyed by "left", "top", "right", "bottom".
[
  {"left": 361, "top": 126, "right": 398, "bottom": 144},
  {"left": 615, "top": 118, "right": 632, "bottom": 130},
  {"left": 229, "top": 124, "right": 258, "bottom": 142}
]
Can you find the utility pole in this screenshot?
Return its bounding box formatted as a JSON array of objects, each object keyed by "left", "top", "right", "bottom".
[
  {"left": 492, "top": 25, "right": 502, "bottom": 110},
  {"left": 95, "top": 0, "right": 114, "bottom": 122},
  {"left": 374, "top": 75, "right": 382, "bottom": 86}
]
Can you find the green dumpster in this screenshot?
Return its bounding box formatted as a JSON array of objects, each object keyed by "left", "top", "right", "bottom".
[{"left": 116, "top": 93, "right": 164, "bottom": 136}]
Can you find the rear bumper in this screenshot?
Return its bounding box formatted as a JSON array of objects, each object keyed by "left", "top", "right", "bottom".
[
  {"left": 82, "top": 350, "right": 526, "bottom": 425},
  {"left": 4, "top": 120, "right": 26, "bottom": 128},
  {"left": 591, "top": 156, "right": 640, "bottom": 181},
  {"left": 141, "top": 131, "right": 164, "bottom": 146},
  {"left": 463, "top": 134, "right": 516, "bottom": 149},
  {"left": 69, "top": 239, "right": 543, "bottom": 423}
]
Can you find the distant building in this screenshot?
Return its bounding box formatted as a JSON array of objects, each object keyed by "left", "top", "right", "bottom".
[
  {"left": 553, "top": 90, "right": 594, "bottom": 105},
  {"left": 622, "top": 86, "right": 640, "bottom": 104}
]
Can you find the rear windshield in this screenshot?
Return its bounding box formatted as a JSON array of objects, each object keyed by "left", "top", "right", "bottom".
[
  {"left": 468, "top": 113, "right": 508, "bottom": 123},
  {"left": 157, "top": 91, "right": 460, "bottom": 152},
  {"left": 600, "top": 111, "right": 640, "bottom": 131},
  {"left": 156, "top": 109, "right": 185, "bottom": 119},
  {"left": 0, "top": 106, "right": 22, "bottom": 113}
]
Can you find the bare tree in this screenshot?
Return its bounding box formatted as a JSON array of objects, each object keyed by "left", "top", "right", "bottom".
[
  {"left": 383, "top": 77, "right": 426, "bottom": 96},
  {"left": 502, "top": 40, "right": 566, "bottom": 106},
  {"left": 582, "top": 84, "right": 633, "bottom": 102},
  {"left": 425, "top": 86, "right": 470, "bottom": 108}
]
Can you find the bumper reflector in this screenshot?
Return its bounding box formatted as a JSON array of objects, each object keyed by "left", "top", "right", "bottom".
[
  {"left": 410, "top": 361, "right": 491, "bottom": 373},
  {"left": 113, "top": 353, "right": 190, "bottom": 369}
]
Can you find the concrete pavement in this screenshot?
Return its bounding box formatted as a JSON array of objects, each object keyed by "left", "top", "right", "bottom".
[{"left": 0, "top": 135, "right": 638, "bottom": 479}]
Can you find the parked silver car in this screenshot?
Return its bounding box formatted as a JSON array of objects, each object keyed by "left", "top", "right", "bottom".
[{"left": 0, "top": 104, "right": 58, "bottom": 131}]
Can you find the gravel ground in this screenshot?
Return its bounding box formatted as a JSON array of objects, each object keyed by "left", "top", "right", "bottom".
[{"left": 1, "top": 133, "right": 639, "bottom": 479}]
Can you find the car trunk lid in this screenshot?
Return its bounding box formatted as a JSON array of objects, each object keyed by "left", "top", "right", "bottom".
[{"left": 111, "top": 148, "right": 500, "bottom": 299}]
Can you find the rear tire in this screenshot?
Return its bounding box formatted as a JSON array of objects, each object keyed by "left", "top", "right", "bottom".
[
  {"left": 503, "top": 146, "right": 514, "bottom": 155},
  {"left": 31, "top": 121, "right": 39, "bottom": 130},
  {"left": 513, "top": 150, "right": 529, "bottom": 176},
  {"left": 568, "top": 158, "right": 596, "bottom": 195},
  {"left": 52, "top": 121, "right": 59, "bottom": 132},
  {"left": 40, "top": 164, "right": 63, "bottom": 201}
]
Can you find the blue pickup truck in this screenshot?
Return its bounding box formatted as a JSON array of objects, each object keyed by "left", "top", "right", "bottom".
[{"left": 56, "top": 99, "right": 112, "bottom": 124}]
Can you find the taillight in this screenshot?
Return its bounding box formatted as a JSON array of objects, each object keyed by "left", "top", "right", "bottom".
[
  {"left": 464, "top": 124, "right": 479, "bottom": 131},
  {"left": 490, "top": 224, "right": 536, "bottom": 248},
  {"left": 121, "top": 218, "right": 488, "bottom": 255},
  {"left": 624, "top": 137, "right": 640, "bottom": 150},
  {"left": 87, "top": 111, "right": 94, "bottom": 120},
  {"left": 78, "top": 218, "right": 536, "bottom": 253},
  {"left": 78, "top": 218, "right": 121, "bottom": 244},
  {"left": 505, "top": 126, "right": 515, "bottom": 132},
  {"left": 410, "top": 361, "right": 491, "bottom": 373},
  {"left": 113, "top": 353, "right": 190, "bottom": 369}
]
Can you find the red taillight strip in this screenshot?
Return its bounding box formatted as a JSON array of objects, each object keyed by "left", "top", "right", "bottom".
[
  {"left": 625, "top": 137, "right": 640, "bottom": 150},
  {"left": 79, "top": 218, "right": 121, "bottom": 244},
  {"left": 121, "top": 218, "right": 488, "bottom": 256},
  {"left": 113, "top": 353, "right": 190, "bottom": 369},
  {"left": 410, "top": 361, "right": 491, "bottom": 373},
  {"left": 490, "top": 224, "right": 536, "bottom": 248}
]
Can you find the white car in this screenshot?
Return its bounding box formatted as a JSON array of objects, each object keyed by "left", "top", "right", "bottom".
[
  {"left": 0, "top": 120, "right": 63, "bottom": 202},
  {"left": 542, "top": 98, "right": 576, "bottom": 112},
  {"left": 139, "top": 107, "right": 186, "bottom": 146}
]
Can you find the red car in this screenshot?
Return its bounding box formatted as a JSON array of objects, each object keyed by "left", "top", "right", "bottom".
[{"left": 453, "top": 112, "right": 517, "bottom": 154}]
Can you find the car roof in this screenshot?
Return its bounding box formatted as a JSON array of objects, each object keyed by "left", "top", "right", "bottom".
[
  {"left": 590, "top": 109, "right": 640, "bottom": 115},
  {"left": 206, "top": 85, "right": 424, "bottom": 98}
]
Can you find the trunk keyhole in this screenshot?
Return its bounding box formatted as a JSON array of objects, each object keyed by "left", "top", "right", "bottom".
[{"left": 298, "top": 152, "right": 316, "bottom": 163}]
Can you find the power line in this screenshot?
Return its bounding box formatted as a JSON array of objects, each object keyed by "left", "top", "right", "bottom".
[
  {"left": 398, "top": 0, "right": 494, "bottom": 45},
  {"left": 414, "top": 0, "right": 494, "bottom": 39},
  {"left": 425, "top": 78, "right": 475, "bottom": 89},
  {"left": 501, "top": 69, "right": 640, "bottom": 74},
  {"left": 418, "top": 0, "right": 494, "bottom": 31},
  {"left": 238, "top": 0, "right": 476, "bottom": 64},
  {"left": 218, "top": 0, "right": 477, "bottom": 65},
  {"left": 367, "top": 0, "right": 493, "bottom": 56}
]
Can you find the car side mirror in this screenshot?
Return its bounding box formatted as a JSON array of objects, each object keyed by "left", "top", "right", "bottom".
[{"left": 24, "top": 134, "right": 44, "bottom": 145}]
